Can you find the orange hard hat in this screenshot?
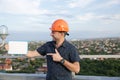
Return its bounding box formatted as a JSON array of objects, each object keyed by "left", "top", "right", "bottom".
[{"left": 50, "top": 19, "right": 69, "bottom": 32}]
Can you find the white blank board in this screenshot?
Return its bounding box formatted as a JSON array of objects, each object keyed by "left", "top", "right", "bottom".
[{"left": 8, "top": 41, "right": 28, "bottom": 54}]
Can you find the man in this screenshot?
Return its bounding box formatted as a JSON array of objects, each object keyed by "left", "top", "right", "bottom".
[{"left": 17, "top": 19, "right": 80, "bottom": 80}]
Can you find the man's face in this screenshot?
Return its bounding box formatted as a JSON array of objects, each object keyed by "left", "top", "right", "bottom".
[{"left": 50, "top": 31, "right": 62, "bottom": 40}]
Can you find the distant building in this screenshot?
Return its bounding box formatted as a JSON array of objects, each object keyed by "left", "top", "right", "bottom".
[{"left": 0, "top": 58, "right": 12, "bottom": 71}]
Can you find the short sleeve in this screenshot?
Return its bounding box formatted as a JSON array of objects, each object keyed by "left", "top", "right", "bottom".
[
  {"left": 37, "top": 43, "right": 47, "bottom": 56},
  {"left": 69, "top": 46, "right": 80, "bottom": 62}
]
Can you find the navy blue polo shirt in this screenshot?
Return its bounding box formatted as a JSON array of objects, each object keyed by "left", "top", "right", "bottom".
[{"left": 37, "top": 40, "right": 80, "bottom": 80}]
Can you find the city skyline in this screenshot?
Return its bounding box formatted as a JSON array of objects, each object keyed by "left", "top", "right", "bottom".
[{"left": 0, "top": 0, "right": 120, "bottom": 41}]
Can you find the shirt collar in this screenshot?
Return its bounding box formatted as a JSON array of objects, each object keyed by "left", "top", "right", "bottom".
[
  {"left": 52, "top": 39, "right": 67, "bottom": 48},
  {"left": 61, "top": 40, "right": 67, "bottom": 48}
]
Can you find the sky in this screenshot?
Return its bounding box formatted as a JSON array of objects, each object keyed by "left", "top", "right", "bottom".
[{"left": 0, "top": 0, "right": 120, "bottom": 41}]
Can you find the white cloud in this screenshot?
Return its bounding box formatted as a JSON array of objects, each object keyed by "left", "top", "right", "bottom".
[
  {"left": 99, "top": 14, "right": 120, "bottom": 24},
  {"left": 0, "top": 0, "right": 48, "bottom": 15},
  {"left": 68, "top": 0, "right": 94, "bottom": 8},
  {"left": 112, "top": 14, "right": 120, "bottom": 20},
  {"left": 90, "top": 0, "right": 120, "bottom": 10},
  {"left": 76, "top": 13, "right": 95, "bottom": 21},
  {"left": 75, "top": 13, "right": 120, "bottom": 24},
  {"left": 105, "top": 0, "right": 120, "bottom": 7}
]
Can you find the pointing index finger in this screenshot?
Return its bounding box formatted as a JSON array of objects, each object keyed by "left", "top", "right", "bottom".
[{"left": 55, "top": 49, "right": 59, "bottom": 53}]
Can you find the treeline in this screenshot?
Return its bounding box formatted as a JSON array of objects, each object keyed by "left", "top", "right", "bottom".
[
  {"left": 6, "top": 58, "right": 45, "bottom": 73},
  {"left": 78, "top": 59, "right": 120, "bottom": 76}
]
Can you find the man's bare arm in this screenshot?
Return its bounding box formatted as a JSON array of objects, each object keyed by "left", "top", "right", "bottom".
[
  {"left": 63, "top": 60, "right": 80, "bottom": 73},
  {"left": 26, "top": 50, "right": 41, "bottom": 58}
]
